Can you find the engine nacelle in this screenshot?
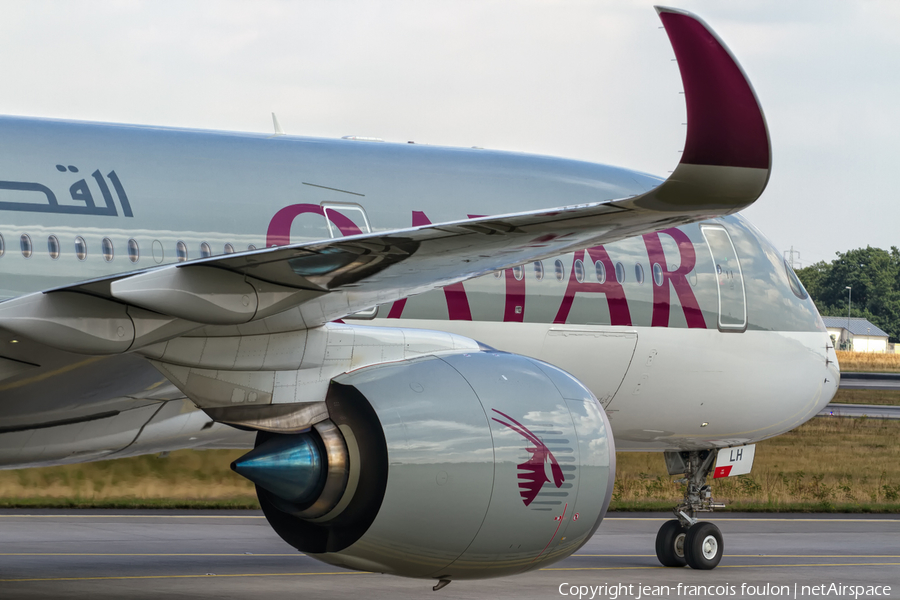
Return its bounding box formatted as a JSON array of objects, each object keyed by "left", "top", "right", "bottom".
[{"left": 235, "top": 350, "right": 615, "bottom": 580}]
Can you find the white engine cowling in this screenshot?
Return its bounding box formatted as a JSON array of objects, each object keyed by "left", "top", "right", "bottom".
[{"left": 247, "top": 350, "right": 615, "bottom": 580}]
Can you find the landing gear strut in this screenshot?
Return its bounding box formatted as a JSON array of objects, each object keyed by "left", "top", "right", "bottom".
[{"left": 655, "top": 450, "right": 725, "bottom": 570}]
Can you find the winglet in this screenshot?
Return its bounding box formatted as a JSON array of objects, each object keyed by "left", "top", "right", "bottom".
[
  {"left": 656, "top": 6, "right": 770, "bottom": 170},
  {"left": 626, "top": 8, "right": 771, "bottom": 214}
]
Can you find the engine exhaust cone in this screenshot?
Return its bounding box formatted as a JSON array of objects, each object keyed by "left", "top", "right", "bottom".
[{"left": 231, "top": 433, "right": 326, "bottom": 505}]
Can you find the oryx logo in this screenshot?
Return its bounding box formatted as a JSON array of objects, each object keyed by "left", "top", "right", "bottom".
[{"left": 491, "top": 409, "right": 565, "bottom": 506}]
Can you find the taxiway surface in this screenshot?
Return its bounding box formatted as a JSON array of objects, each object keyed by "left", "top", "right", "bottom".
[
  {"left": 819, "top": 403, "right": 900, "bottom": 419},
  {"left": 838, "top": 373, "right": 900, "bottom": 391},
  {"left": 1, "top": 510, "right": 898, "bottom": 599}
]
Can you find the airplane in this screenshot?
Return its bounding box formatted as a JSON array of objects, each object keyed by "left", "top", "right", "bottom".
[{"left": 0, "top": 5, "right": 838, "bottom": 585}]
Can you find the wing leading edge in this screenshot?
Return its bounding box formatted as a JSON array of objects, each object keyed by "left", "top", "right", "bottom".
[{"left": 0, "top": 7, "right": 770, "bottom": 355}]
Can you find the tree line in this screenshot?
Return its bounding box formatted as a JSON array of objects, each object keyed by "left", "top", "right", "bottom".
[{"left": 795, "top": 246, "right": 900, "bottom": 343}]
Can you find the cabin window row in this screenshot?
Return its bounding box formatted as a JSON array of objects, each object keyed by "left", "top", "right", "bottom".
[
  {"left": 0, "top": 233, "right": 686, "bottom": 289},
  {"left": 499, "top": 259, "right": 670, "bottom": 286},
  {"left": 0, "top": 234, "right": 258, "bottom": 263}
]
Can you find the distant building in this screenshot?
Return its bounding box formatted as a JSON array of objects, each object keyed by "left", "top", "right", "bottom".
[{"left": 822, "top": 316, "right": 890, "bottom": 352}]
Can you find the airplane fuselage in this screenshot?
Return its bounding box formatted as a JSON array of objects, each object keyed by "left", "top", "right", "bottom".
[{"left": 0, "top": 115, "right": 838, "bottom": 463}]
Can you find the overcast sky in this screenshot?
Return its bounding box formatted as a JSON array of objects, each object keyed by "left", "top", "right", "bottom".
[{"left": 0, "top": 0, "right": 897, "bottom": 267}]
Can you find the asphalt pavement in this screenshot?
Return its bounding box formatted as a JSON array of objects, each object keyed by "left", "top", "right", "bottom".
[{"left": 1, "top": 510, "right": 897, "bottom": 599}]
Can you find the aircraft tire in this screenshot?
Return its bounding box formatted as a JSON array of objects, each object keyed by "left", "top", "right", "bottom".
[
  {"left": 684, "top": 522, "right": 723, "bottom": 570},
  {"left": 654, "top": 519, "right": 687, "bottom": 567}
]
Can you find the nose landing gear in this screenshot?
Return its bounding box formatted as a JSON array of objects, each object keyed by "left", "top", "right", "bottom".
[
  {"left": 683, "top": 521, "right": 723, "bottom": 569},
  {"left": 655, "top": 449, "right": 725, "bottom": 570},
  {"left": 655, "top": 519, "right": 687, "bottom": 567}
]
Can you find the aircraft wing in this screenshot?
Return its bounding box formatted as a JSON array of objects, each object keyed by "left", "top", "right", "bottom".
[{"left": 0, "top": 7, "right": 770, "bottom": 356}]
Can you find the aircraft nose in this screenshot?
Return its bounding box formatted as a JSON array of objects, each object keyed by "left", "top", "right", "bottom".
[{"left": 231, "top": 433, "right": 326, "bottom": 504}]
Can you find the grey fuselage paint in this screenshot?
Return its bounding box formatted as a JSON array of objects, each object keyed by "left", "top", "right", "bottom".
[{"left": 0, "top": 116, "right": 837, "bottom": 455}]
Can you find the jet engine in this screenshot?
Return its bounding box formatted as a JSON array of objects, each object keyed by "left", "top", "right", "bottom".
[{"left": 232, "top": 351, "right": 615, "bottom": 580}]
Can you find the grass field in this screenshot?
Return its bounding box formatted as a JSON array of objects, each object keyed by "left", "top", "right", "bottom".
[
  {"left": 613, "top": 416, "right": 900, "bottom": 512},
  {"left": 0, "top": 449, "right": 257, "bottom": 508},
  {"left": 1, "top": 415, "right": 898, "bottom": 512},
  {"left": 837, "top": 350, "right": 900, "bottom": 373}
]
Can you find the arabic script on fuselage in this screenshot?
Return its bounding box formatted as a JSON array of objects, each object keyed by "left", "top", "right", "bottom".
[{"left": 0, "top": 165, "right": 133, "bottom": 217}]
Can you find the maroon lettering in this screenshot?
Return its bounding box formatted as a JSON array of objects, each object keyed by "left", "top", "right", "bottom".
[
  {"left": 643, "top": 228, "right": 706, "bottom": 328},
  {"left": 269, "top": 204, "right": 705, "bottom": 329},
  {"left": 456, "top": 213, "right": 528, "bottom": 323},
  {"left": 387, "top": 210, "right": 473, "bottom": 320},
  {"left": 386, "top": 298, "right": 407, "bottom": 319},
  {"left": 504, "top": 268, "right": 526, "bottom": 322},
  {"left": 266, "top": 203, "right": 362, "bottom": 247},
  {"left": 554, "top": 247, "right": 632, "bottom": 325}
]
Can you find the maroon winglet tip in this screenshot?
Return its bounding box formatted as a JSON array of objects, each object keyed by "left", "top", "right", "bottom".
[{"left": 658, "top": 9, "right": 770, "bottom": 170}]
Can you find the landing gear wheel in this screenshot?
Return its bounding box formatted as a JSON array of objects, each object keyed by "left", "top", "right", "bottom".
[
  {"left": 683, "top": 522, "right": 723, "bottom": 570},
  {"left": 655, "top": 519, "right": 687, "bottom": 567}
]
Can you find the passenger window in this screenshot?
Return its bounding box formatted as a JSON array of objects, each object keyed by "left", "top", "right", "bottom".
[
  {"left": 0, "top": 233, "right": 4, "bottom": 257},
  {"left": 513, "top": 265, "right": 524, "bottom": 280},
  {"left": 635, "top": 263, "right": 644, "bottom": 285},
  {"left": 151, "top": 240, "right": 164, "bottom": 264},
  {"left": 652, "top": 263, "right": 664, "bottom": 286},
  {"left": 200, "top": 242, "right": 212, "bottom": 258},
  {"left": 128, "top": 239, "right": 140, "bottom": 263},
  {"left": 48, "top": 235, "right": 60, "bottom": 260},
  {"left": 247, "top": 244, "right": 257, "bottom": 251},
  {"left": 595, "top": 261, "right": 606, "bottom": 283},
  {"left": 554, "top": 259, "right": 565, "bottom": 282},
  {"left": 615, "top": 262, "right": 625, "bottom": 283},
  {"left": 75, "top": 236, "right": 87, "bottom": 261},
  {"left": 224, "top": 243, "right": 235, "bottom": 254},
  {"left": 20, "top": 234, "right": 32, "bottom": 258},
  {"left": 533, "top": 261, "right": 544, "bottom": 280},
  {"left": 574, "top": 259, "right": 585, "bottom": 283},
  {"left": 102, "top": 237, "right": 114, "bottom": 262},
  {"left": 176, "top": 241, "right": 188, "bottom": 262}
]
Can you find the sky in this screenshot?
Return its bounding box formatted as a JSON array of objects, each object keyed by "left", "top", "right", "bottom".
[{"left": 0, "top": 0, "right": 897, "bottom": 267}]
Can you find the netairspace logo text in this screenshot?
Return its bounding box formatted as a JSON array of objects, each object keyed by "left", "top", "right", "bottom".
[{"left": 558, "top": 582, "right": 892, "bottom": 600}]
